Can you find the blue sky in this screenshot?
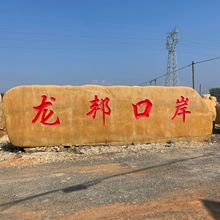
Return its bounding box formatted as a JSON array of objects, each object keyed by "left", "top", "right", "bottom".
[{"left": 0, "top": 0, "right": 220, "bottom": 93}]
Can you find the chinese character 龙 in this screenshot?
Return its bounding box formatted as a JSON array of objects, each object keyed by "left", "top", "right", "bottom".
[{"left": 32, "top": 95, "right": 60, "bottom": 126}]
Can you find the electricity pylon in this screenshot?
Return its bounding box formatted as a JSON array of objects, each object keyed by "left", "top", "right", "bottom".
[{"left": 165, "top": 27, "right": 179, "bottom": 86}]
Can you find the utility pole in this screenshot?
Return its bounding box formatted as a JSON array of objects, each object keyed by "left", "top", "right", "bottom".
[
  {"left": 165, "top": 27, "right": 179, "bottom": 86},
  {"left": 192, "top": 61, "right": 195, "bottom": 89}
]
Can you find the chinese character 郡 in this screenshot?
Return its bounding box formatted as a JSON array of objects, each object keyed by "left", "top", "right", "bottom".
[
  {"left": 86, "top": 95, "right": 111, "bottom": 125},
  {"left": 171, "top": 96, "right": 191, "bottom": 123},
  {"left": 32, "top": 95, "right": 60, "bottom": 126},
  {"left": 132, "top": 99, "right": 153, "bottom": 119}
]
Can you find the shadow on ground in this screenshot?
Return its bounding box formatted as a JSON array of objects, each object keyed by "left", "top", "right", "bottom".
[
  {"left": 0, "top": 152, "right": 218, "bottom": 211},
  {"left": 202, "top": 200, "right": 220, "bottom": 220},
  {"left": 213, "top": 126, "right": 220, "bottom": 134},
  {"left": 1, "top": 144, "right": 24, "bottom": 153}
]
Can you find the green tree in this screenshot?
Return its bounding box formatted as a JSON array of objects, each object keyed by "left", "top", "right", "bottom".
[{"left": 209, "top": 88, "right": 220, "bottom": 102}]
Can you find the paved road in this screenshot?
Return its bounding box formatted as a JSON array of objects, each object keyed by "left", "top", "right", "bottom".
[{"left": 0, "top": 140, "right": 220, "bottom": 219}]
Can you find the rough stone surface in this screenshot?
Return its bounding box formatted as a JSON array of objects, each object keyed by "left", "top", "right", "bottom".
[
  {"left": 3, "top": 85, "right": 213, "bottom": 147},
  {"left": 202, "top": 94, "right": 217, "bottom": 121},
  {"left": 0, "top": 95, "right": 6, "bottom": 137}
]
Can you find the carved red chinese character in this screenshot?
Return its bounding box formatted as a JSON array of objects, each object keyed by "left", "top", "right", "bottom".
[
  {"left": 86, "top": 95, "right": 111, "bottom": 125},
  {"left": 171, "top": 96, "right": 191, "bottom": 123},
  {"left": 132, "top": 99, "right": 153, "bottom": 119},
  {"left": 32, "top": 95, "right": 60, "bottom": 126}
]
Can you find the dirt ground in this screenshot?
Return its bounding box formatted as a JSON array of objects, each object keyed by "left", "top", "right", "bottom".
[{"left": 0, "top": 134, "right": 219, "bottom": 220}]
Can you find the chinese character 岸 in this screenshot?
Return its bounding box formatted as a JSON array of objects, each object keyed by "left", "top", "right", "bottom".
[{"left": 172, "top": 96, "right": 191, "bottom": 123}]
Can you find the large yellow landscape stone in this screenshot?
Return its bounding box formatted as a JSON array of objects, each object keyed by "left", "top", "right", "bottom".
[
  {"left": 0, "top": 95, "right": 6, "bottom": 137},
  {"left": 0, "top": 95, "right": 4, "bottom": 128},
  {"left": 3, "top": 85, "right": 213, "bottom": 147}
]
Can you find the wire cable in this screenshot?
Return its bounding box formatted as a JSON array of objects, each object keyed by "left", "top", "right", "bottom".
[
  {"left": 139, "top": 55, "right": 220, "bottom": 86},
  {"left": 138, "top": 63, "right": 192, "bottom": 86},
  {"left": 194, "top": 56, "right": 220, "bottom": 64}
]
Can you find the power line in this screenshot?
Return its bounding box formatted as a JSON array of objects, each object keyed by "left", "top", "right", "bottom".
[
  {"left": 180, "top": 40, "right": 220, "bottom": 49},
  {"left": 191, "top": 56, "right": 220, "bottom": 90},
  {"left": 194, "top": 56, "right": 220, "bottom": 64},
  {"left": 177, "top": 49, "right": 218, "bottom": 57},
  {"left": 177, "top": 64, "right": 192, "bottom": 71},
  {"left": 139, "top": 63, "right": 192, "bottom": 86},
  {"left": 0, "top": 46, "right": 166, "bottom": 53},
  {"left": 139, "top": 55, "right": 220, "bottom": 86},
  {"left": 0, "top": 30, "right": 163, "bottom": 42},
  {"left": 179, "top": 42, "right": 220, "bottom": 50}
]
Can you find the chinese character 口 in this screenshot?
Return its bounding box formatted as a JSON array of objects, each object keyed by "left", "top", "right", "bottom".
[{"left": 132, "top": 99, "right": 153, "bottom": 119}]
